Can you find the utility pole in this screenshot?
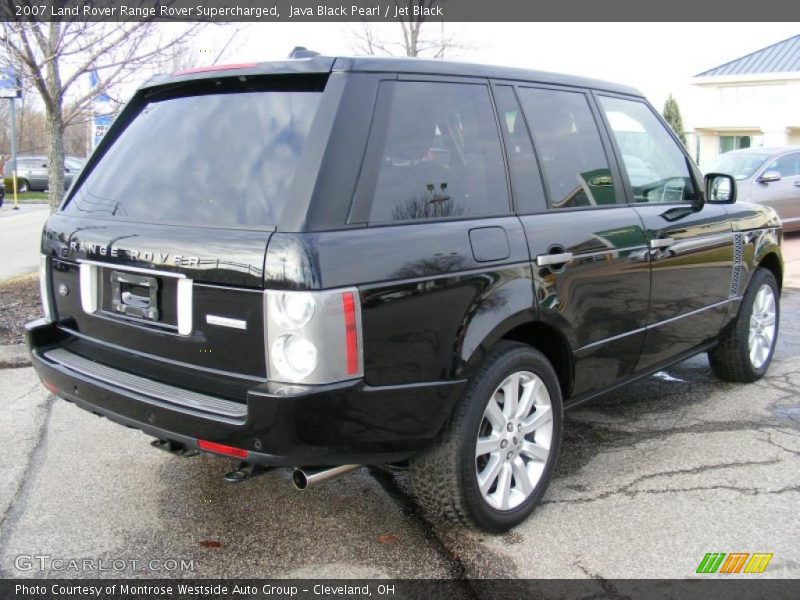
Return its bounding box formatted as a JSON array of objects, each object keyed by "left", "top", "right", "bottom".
[
  {"left": 1, "top": 67, "right": 22, "bottom": 210},
  {"left": 9, "top": 95, "right": 19, "bottom": 209}
]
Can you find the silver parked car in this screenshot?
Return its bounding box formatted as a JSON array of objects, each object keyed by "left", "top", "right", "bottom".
[
  {"left": 703, "top": 147, "right": 800, "bottom": 232},
  {"left": 3, "top": 155, "right": 84, "bottom": 193}
]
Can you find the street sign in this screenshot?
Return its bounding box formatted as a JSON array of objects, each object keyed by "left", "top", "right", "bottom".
[
  {"left": 0, "top": 67, "right": 21, "bottom": 99},
  {"left": 93, "top": 114, "right": 112, "bottom": 148},
  {"left": 90, "top": 70, "right": 114, "bottom": 148}
]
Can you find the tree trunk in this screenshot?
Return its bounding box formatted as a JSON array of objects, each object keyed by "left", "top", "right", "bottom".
[{"left": 45, "top": 109, "right": 65, "bottom": 211}]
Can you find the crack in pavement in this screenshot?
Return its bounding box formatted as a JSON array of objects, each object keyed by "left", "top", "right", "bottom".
[
  {"left": 547, "top": 483, "right": 800, "bottom": 506},
  {"left": 367, "top": 466, "right": 475, "bottom": 591},
  {"left": 774, "top": 427, "right": 799, "bottom": 438},
  {"left": 564, "top": 418, "right": 800, "bottom": 452},
  {"left": 0, "top": 393, "right": 55, "bottom": 577},
  {"left": 545, "top": 458, "right": 791, "bottom": 505},
  {"left": 368, "top": 467, "right": 529, "bottom": 583},
  {"left": 7, "top": 382, "right": 43, "bottom": 406},
  {"left": 760, "top": 430, "right": 800, "bottom": 456},
  {"left": 573, "top": 561, "right": 636, "bottom": 600}
]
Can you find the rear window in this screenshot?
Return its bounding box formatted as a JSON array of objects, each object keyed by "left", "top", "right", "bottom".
[{"left": 63, "top": 85, "right": 323, "bottom": 227}]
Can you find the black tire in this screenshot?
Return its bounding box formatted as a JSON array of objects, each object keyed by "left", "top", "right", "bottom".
[
  {"left": 708, "top": 267, "right": 779, "bottom": 382},
  {"left": 410, "top": 341, "right": 563, "bottom": 532},
  {"left": 16, "top": 178, "right": 29, "bottom": 193}
]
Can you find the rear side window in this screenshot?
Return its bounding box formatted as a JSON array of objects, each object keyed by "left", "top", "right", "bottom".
[
  {"left": 493, "top": 85, "right": 547, "bottom": 213},
  {"left": 63, "top": 85, "right": 323, "bottom": 227},
  {"left": 517, "top": 87, "right": 619, "bottom": 209},
  {"left": 599, "top": 96, "right": 697, "bottom": 203},
  {"left": 366, "top": 81, "right": 509, "bottom": 223}
]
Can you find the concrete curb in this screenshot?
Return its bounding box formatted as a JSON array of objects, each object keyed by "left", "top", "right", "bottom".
[{"left": 0, "top": 344, "right": 31, "bottom": 369}]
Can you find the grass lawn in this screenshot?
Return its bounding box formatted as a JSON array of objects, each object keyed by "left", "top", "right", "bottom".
[{"left": 2, "top": 191, "right": 48, "bottom": 203}]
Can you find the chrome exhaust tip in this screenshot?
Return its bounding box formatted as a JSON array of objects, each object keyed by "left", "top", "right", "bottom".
[{"left": 292, "top": 464, "right": 361, "bottom": 490}]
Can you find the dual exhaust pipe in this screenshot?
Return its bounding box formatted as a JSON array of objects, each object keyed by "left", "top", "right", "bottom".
[{"left": 292, "top": 464, "right": 361, "bottom": 490}]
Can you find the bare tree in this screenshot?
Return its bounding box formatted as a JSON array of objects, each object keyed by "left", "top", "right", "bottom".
[
  {"left": 166, "top": 26, "right": 242, "bottom": 76},
  {"left": 0, "top": 21, "right": 208, "bottom": 209},
  {"left": 351, "top": 1, "right": 467, "bottom": 58},
  {"left": 0, "top": 102, "right": 47, "bottom": 156},
  {"left": 391, "top": 188, "right": 463, "bottom": 221}
]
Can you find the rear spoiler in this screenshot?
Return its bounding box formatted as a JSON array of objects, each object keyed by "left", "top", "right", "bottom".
[{"left": 140, "top": 56, "right": 336, "bottom": 91}]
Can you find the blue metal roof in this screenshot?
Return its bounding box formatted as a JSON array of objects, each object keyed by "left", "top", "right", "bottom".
[{"left": 696, "top": 34, "right": 800, "bottom": 77}]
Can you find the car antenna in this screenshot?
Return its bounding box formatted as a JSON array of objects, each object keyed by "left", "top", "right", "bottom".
[{"left": 288, "top": 46, "right": 320, "bottom": 59}]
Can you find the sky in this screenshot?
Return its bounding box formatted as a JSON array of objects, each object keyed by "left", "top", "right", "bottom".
[{"left": 187, "top": 22, "right": 799, "bottom": 118}]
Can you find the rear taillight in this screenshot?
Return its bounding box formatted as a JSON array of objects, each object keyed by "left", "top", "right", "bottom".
[
  {"left": 39, "top": 255, "right": 53, "bottom": 322},
  {"left": 342, "top": 291, "right": 358, "bottom": 376},
  {"left": 197, "top": 440, "right": 248, "bottom": 459},
  {"left": 264, "top": 288, "right": 363, "bottom": 385}
]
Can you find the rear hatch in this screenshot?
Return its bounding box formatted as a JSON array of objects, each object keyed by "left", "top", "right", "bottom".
[{"left": 43, "top": 70, "right": 328, "bottom": 397}]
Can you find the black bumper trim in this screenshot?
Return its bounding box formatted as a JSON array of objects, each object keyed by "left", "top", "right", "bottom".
[{"left": 43, "top": 347, "right": 247, "bottom": 419}]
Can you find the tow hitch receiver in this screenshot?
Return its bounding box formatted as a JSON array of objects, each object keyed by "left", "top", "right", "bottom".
[
  {"left": 150, "top": 439, "right": 199, "bottom": 457},
  {"left": 223, "top": 462, "right": 272, "bottom": 483}
]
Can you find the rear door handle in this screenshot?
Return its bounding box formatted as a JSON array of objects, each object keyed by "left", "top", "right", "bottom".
[
  {"left": 649, "top": 238, "right": 675, "bottom": 250},
  {"left": 793, "top": 181, "right": 800, "bottom": 187},
  {"left": 536, "top": 252, "right": 574, "bottom": 267}
]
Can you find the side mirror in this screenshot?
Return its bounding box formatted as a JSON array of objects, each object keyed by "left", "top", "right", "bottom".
[
  {"left": 757, "top": 170, "right": 781, "bottom": 183},
  {"left": 704, "top": 172, "right": 737, "bottom": 204}
]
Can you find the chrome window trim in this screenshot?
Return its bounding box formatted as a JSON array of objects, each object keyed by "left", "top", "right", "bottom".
[{"left": 576, "top": 297, "right": 740, "bottom": 353}]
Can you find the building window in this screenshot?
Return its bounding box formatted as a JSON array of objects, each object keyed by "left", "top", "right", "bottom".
[{"left": 719, "top": 135, "right": 751, "bottom": 154}]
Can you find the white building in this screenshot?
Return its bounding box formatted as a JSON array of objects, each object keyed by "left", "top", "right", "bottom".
[{"left": 686, "top": 34, "right": 800, "bottom": 167}]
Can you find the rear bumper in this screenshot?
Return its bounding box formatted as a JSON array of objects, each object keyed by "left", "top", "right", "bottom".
[{"left": 27, "top": 319, "right": 464, "bottom": 467}]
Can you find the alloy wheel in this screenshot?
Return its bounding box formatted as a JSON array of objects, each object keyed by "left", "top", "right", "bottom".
[
  {"left": 475, "top": 371, "right": 553, "bottom": 511},
  {"left": 748, "top": 283, "right": 776, "bottom": 369}
]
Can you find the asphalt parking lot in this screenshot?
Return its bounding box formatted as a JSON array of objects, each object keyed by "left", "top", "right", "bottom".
[
  {"left": 0, "top": 235, "right": 798, "bottom": 581},
  {"left": 0, "top": 294, "right": 797, "bottom": 580}
]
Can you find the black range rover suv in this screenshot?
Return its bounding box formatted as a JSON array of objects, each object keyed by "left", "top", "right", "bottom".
[{"left": 28, "top": 56, "right": 782, "bottom": 532}]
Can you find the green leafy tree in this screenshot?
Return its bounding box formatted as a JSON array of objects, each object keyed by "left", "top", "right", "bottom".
[{"left": 662, "top": 94, "right": 687, "bottom": 146}]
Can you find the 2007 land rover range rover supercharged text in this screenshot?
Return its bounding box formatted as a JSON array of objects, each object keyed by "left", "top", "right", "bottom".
[{"left": 28, "top": 55, "right": 783, "bottom": 532}]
